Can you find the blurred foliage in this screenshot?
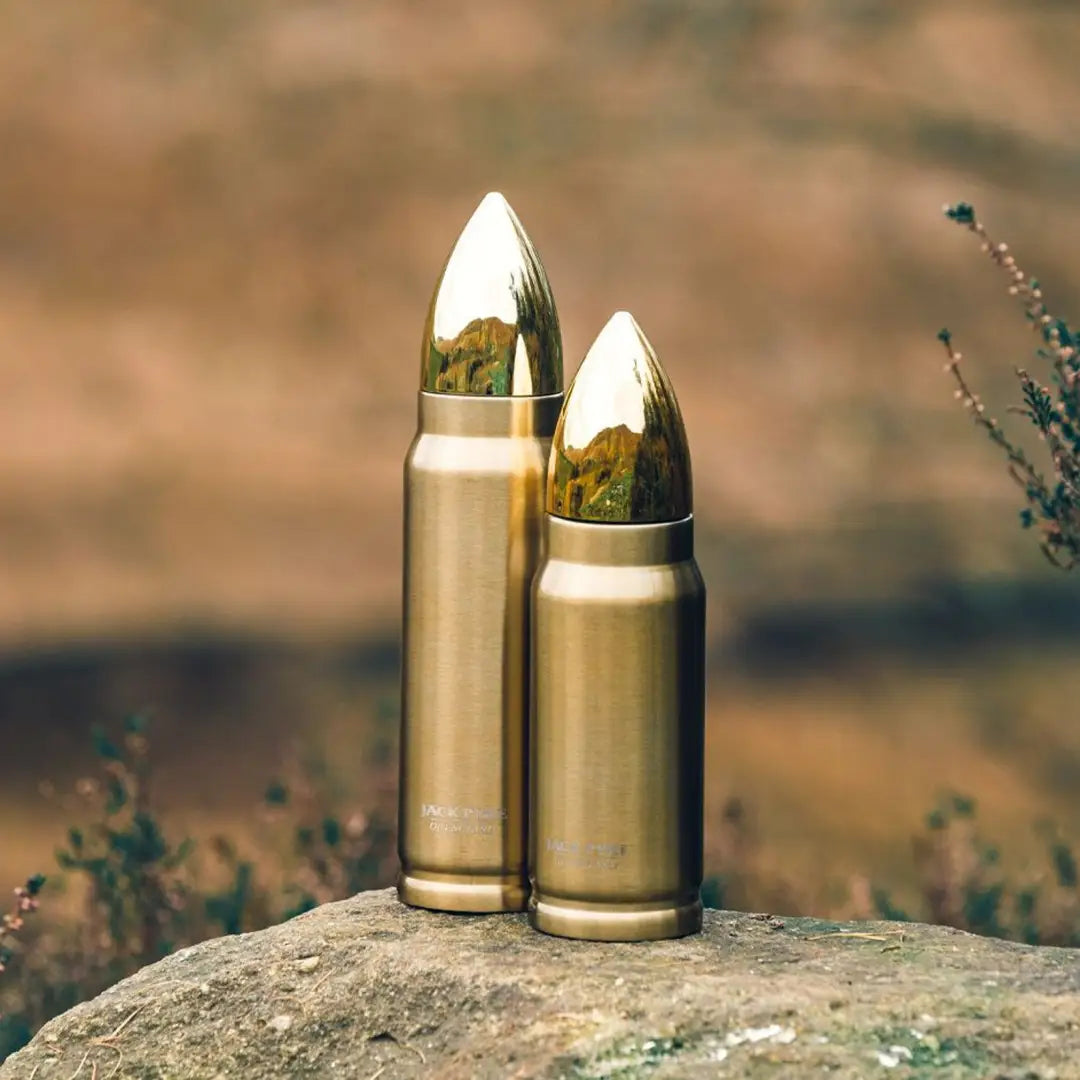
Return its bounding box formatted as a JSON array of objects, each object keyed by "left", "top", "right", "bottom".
[
  {"left": 5, "top": 718, "right": 1080, "bottom": 1064},
  {"left": 702, "top": 790, "right": 1080, "bottom": 949},
  {"left": 871, "top": 793, "right": 1080, "bottom": 947},
  {"left": 0, "top": 716, "right": 395, "bottom": 1063}
]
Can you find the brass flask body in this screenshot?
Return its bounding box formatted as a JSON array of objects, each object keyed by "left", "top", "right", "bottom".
[
  {"left": 400, "top": 393, "right": 560, "bottom": 911},
  {"left": 398, "top": 192, "right": 563, "bottom": 913},
  {"left": 529, "top": 310, "right": 705, "bottom": 941},
  {"left": 531, "top": 517, "right": 706, "bottom": 940}
]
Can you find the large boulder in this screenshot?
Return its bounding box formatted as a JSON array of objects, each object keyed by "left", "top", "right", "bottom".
[{"left": 2, "top": 888, "right": 1078, "bottom": 1078}]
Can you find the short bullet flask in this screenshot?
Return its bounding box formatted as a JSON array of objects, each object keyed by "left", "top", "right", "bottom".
[
  {"left": 399, "top": 193, "right": 564, "bottom": 913},
  {"left": 530, "top": 311, "right": 706, "bottom": 941}
]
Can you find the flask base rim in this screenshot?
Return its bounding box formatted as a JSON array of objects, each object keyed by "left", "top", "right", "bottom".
[
  {"left": 398, "top": 871, "right": 528, "bottom": 913},
  {"left": 528, "top": 893, "right": 702, "bottom": 942}
]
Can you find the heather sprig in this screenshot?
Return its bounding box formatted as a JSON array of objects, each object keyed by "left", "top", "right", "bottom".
[
  {"left": 940, "top": 203, "right": 1080, "bottom": 570},
  {"left": 0, "top": 876, "right": 44, "bottom": 979}
]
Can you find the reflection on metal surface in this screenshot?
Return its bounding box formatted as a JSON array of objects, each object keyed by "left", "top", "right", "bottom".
[
  {"left": 400, "top": 193, "right": 564, "bottom": 913},
  {"left": 533, "top": 314, "right": 704, "bottom": 938},
  {"left": 421, "top": 192, "right": 562, "bottom": 396},
  {"left": 530, "top": 516, "right": 706, "bottom": 941},
  {"left": 547, "top": 311, "right": 692, "bottom": 522}
]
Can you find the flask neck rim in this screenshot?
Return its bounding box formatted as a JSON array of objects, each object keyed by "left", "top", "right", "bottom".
[
  {"left": 417, "top": 390, "right": 563, "bottom": 438},
  {"left": 544, "top": 514, "right": 694, "bottom": 566}
]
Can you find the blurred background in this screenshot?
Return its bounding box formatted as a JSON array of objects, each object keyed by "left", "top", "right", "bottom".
[{"left": 3, "top": 0, "right": 1080, "bottom": 920}]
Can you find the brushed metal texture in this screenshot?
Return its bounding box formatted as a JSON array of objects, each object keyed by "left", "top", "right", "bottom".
[
  {"left": 399, "top": 393, "right": 562, "bottom": 912},
  {"left": 530, "top": 516, "right": 706, "bottom": 940}
]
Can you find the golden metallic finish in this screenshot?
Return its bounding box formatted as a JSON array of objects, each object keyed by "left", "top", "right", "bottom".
[
  {"left": 421, "top": 192, "right": 562, "bottom": 396},
  {"left": 400, "top": 393, "right": 563, "bottom": 913},
  {"left": 530, "top": 316, "right": 705, "bottom": 942},
  {"left": 400, "top": 195, "right": 563, "bottom": 913},
  {"left": 530, "top": 519, "right": 706, "bottom": 941},
  {"left": 547, "top": 311, "right": 691, "bottom": 523}
]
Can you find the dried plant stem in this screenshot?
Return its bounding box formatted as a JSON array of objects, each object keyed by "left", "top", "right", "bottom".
[
  {"left": 940, "top": 203, "right": 1080, "bottom": 570},
  {"left": 940, "top": 335, "right": 1046, "bottom": 494}
]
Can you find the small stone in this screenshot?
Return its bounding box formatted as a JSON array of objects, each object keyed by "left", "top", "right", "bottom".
[
  {"left": 268, "top": 1015, "right": 293, "bottom": 1034},
  {"left": 296, "top": 956, "right": 321, "bottom": 973},
  {"left": 726, "top": 1024, "right": 787, "bottom": 1047}
]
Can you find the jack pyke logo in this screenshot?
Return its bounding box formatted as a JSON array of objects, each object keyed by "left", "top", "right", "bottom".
[{"left": 421, "top": 803, "right": 507, "bottom": 835}]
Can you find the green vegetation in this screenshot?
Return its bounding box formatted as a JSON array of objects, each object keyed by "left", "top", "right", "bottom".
[
  {"left": 870, "top": 793, "right": 1080, "bottom": 947},
  {"left": 700, "top": 791, "right": 1080, "bottom": 948},
  {"left": 940, "top": 204, "right": 1080, "bottom": 570},
  {"left": 0, "top": 717, "right": 394, "bottom": 1063}
]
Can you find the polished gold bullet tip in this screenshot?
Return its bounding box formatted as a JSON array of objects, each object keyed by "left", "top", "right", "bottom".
[
  {"left": 421, "top": 192, "right": 563, "bottom": 396},
  {"left": 547, "top": 311, "right": 692, "bottom": 523}
]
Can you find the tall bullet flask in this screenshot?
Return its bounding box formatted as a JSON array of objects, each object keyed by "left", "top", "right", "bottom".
[
  {"left": 530, "top": 311, "right": 706, "bottom": 941},
  {"left": 399, "top": 193, "right": 564, "bottom": 913}
]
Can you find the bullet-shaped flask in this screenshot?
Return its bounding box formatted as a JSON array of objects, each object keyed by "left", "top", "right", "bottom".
[
  {"left": 530, "top": 311, "right": 706, "bottom": 941},
  {"left": 399, "top": 193, "right": 564, "bottom": 913}
]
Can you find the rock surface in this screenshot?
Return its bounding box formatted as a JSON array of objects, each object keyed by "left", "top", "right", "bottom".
[{"left": 3, "top": 889, "right": 1080, "bottom": 1079}]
